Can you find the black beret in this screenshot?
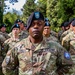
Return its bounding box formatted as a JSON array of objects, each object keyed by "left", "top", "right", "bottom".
[
  {"left": 64, "top": 22, "right": 69, "bottom": 27},
  {"left": 27, "top": 11, "right": 44, "bottom": 30},
  {"left": 45, "top": 22, "right": 50, "bottom": 26},
  {"left": 0, "top": 24, "right": 6, "bottom": 28},
  {"left": 69, "top": 18, "right": 75, "bottom": 24},
  {"left": 11, "top": 23, "right": 20, "bottom": 30},
  {"left": 72, "top": 20, "right": 75, "bottom": 26},
  {"left": 45, "top": 18, "right": 49, "bottom": 22},
  {"left": 15, "top": 19, "right": 21, "bottom": 23}
]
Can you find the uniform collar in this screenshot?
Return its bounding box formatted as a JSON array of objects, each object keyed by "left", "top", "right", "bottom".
[{"left": 25, "top": 36, "right": 49, "bottom": 52}]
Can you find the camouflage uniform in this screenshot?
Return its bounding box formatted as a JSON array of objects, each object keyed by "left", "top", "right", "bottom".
[
  {"left": 60, "top": 29, "right": 73, "bottom": 43},
  {"left": 2, "top": 36, "right": 73, "bottom": 75},
  {"left": 50, "top": 30, "right": 58, "bottom": 38},
  {"left": 8, "top": 30, "right": 28, "bottom": 40},
  {"left": 61, "top": 31, "right": 74, "bottom": 49},
  {"left": 44, "top": 35, "right": 59, "bottom": 42},
  {"left": 58, "top": 30, "right": 64, "bottom": 42},
  {"left": 3, "top": 37, "right": 21, "bottom": 55},
  {"left": 0, "top": 33, "right": 9, "bottom": 75}
]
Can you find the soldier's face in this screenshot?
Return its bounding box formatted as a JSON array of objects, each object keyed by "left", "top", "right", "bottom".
[
  {"left": 43, "top": 26, "right": 50, "bottom": 36},
  {"left": 12, "top": 28, "right": 20, "bottom": 35},
  {"left": 72, "top": 26, "right": 75, "bottom": 32},
  {"left": 29, "top": 20, "right": 45, "bottom": 39},
  {"left": 0, "top": 27, "right": 6, "bottom": 33}
]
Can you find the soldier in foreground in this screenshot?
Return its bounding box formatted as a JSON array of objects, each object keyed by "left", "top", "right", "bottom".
[{"left": 2, "top": 11, "right": 74, "bottom": 75}]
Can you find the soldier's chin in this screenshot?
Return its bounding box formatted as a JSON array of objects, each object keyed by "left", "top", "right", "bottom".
[{"left": 33, "top": 34, "right": 40, "bottom": 39}]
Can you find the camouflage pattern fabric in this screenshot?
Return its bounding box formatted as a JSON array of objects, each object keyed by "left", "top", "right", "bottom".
[
  {"left": 2, "top": 36, "right": 74, "bottom": 75},
  {"left": 61, "top": 31, "right": 74, "bottom": 49},
  {"left": 8, "top": 30, "right": 28, "bottom": 40},
  {"left": 44, "top": 35, "right": 59, "bottom": 42},
  {"left": 60, "top": 29, "right": 73, "bottom": 43},
  {"left": 58, "top": 30, "right": 64, "bottom": 42}
]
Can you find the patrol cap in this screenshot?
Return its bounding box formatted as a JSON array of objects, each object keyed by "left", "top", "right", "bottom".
[
  {"left": 11, "top": 23, "right": 20, "bottom": 30},
  {"left": 64, "top": 22, "right": 69, "bottom": 27},
  {"left": 72, "top": 20, "right": 75, "bottom": 26},
  {"left": 27, "top": 11, "right": 44, "bottom": 30},
  {"left": 0, "top": 24, "right": 7, "bottom": 29},
  {"left": 15, "top": 19, "right": 21, "bottom": 23},
  {"left": 45, "top": 22, "right": 50, "bottom": 26}
]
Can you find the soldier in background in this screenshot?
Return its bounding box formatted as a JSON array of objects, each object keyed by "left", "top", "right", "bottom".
[
  {"left": 0, "top": 23, "right": 7, "bottom": 33},
  {"left": 58, "top": 22, "right": 65, "bottom": 42},
  {"left": 60, "top": 18, "right": 75, "bottom": 42},
  {"left": 62, "top": 20, "right": 75, "bottom": 49},
  {"left": 0, "top": 34, "right": 6, "bottom": 75},
  {"left": 8, "top": 19, "right": 28, "bottom": 40},
  {"left": 0, "top": 23, "right": 10, "bottom": 39},
  {"left": 2, "top": 11, "right": 74, "bottom": 75},
  {"left": 61, "top": 20, "right": 75, "bottom": 75},
  {"left": 0, "top": 24, "right": 10, "bottom": 75},
  {"left": 58, "top": 21, "right": 69, "bottom": 42},
  {"left": 2, "top": 24, "right": 21, "bottom": 75},
  {"left": 3, "top": 24, "right": 21, "bottom": 55},
  {"left": 43, "top": 21, "right": 59, "bottom": 42},
  {"left": 45, "top": 18, "right": 58, "bottom": 38}
]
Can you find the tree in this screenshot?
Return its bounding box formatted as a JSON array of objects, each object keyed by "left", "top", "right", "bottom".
[
  {"left": 37, "top": 0, "right": 47, "bottom": 17},
  {"left": 22, "top": 0, "right": 36, "bottom": 22},
  {"left": 3, "top": 12, "right": 20, "bottom": 32}
]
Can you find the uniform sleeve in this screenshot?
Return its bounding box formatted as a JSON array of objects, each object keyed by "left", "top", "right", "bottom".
[
  {"left": 62, "top": 34, "right": 71, "bottom": 50},
  {"left": 2, "top": 47, "right": 19, "bottom": 75},
  {"left": 56, "top": 45, "right": 73, "bottom": 75}
]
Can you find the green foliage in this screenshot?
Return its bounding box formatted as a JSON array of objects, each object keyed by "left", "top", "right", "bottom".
[
  {"left": 3, "top": 12, "right": 20, "bottom": 32},
  {"left": 3, "top": 0, "right": 75, "bottom": 32},
  {"left": 37, "top": 0, "right": 46, "bottom": 17},
  {"left": 22, "top": 0, "right": 36, "bottom": 22},
  {"left": 46, "top": 0, "right": 75, "bottom": 32}
]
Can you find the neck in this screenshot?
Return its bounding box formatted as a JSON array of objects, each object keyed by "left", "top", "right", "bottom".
[
  {"left": 44, "top": 34, "right": 50, "bottom": 37},
  {"left": 29, "top": 36, "right": 43, "bottom": 44},
  {"left": 13, "top": 34, "right": 19, "bottom": 39}
]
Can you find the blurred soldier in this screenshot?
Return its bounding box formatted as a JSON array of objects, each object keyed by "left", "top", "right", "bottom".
[
  {"left": 43, "top": 21, "right": 59, "bottom": 42},
  {"left": 0, "top": 24, "right": 10, "bottom": 75},
  {"left": 2, "top": 24, "right": 21, "bottom": 75},
  {"left": 2, "top": 11, "right": 73, "bottom": 75},
  {"left": 60, "top": 18, "right": 75, "bottom": 42},
  {"left": 58, "top": 22, "right": 65, "bottom": 42},
  {"left": 0, "top": 34, "right": 6, "bottom": 75},
  {"left": 62, "top": 20, "right": 75, "bottom": 49},
  {"left": 8, "top": 19, "right": 28, "bottom": 40},
  {"left": 3, "top": 23, "right": 21, "bottom": 55},
  {"left": 0, "top": 23, "right": 7, "bottom": 33},
  {"left": 59, "top": 21, "right": 69, "bottom": 43},
  {"left": 61, "top": 20, "right": 75, "bottom": 75},
  {"left": 0, "top": 24, "right": 10, "bottom": 39},
  {"left": 45, "top": 18, "right": 58, "bottom": 38}
]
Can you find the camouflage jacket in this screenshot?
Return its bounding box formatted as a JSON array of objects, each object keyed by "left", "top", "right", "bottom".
[
  {"left": 61, "top": 31, "right": 75, "bottom": 49},
  {"left": 44, "top": 35, "right": 59, "bottom": 42},
  {"left": 60, "top": 29, "right": 73, "bottom": 43},
  {"left": 8, "top": 30, "right": 28, "bottom": 40},
  {"left": 3, "top": 37, "right": 21, "bottom": 55},
  {"left": 2, "top": 36, "right": 73, "bottom": 75}
]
